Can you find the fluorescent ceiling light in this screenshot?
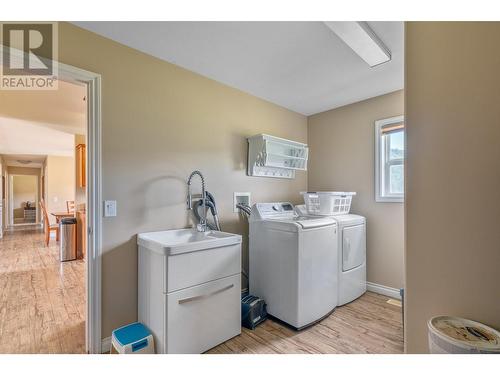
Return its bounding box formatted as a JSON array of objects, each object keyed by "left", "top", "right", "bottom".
[{"left": 324, "top": 21, "right": 391, "bottom": 67}]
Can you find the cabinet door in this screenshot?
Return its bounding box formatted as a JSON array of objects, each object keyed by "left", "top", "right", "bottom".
[
  {"left": 76, "top": 144, "right": 86, "bottom": 188},
  {"left": 76, "top": 211, "right": 86, "bottom": 259},
  {"left": 166, "top": 274, "right": 241, "bottom": 353},
  {"left": 166, "top": 243, "right": 241, "bottom": 293},
  {"left": 342, "top": 224, "right": 366, "bottom": 271}
]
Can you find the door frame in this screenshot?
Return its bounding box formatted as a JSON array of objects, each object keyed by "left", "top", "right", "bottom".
[
  {"left": 8, "top": 173, "right": 39, "bottom": 226},
  {"left": 1, "top": 45, "right": 103, "bottom": 353},
  {"left": 58, "top": 62, "right": 103, "bottom": 354}
]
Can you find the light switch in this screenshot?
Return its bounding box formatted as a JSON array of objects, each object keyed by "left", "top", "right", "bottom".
[{"left": 104, "top": 200, "right": 117, "bottom": 217}]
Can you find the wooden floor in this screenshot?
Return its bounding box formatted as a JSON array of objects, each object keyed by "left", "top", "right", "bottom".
[
  {"left": 0, "top": 226, "right": 86, "bottom": 353},
  {"left": 0, "top": 226, "right": 402, "bottom": 354},
  {"left": 208, "top": 292, "right": 404, "bottom": 354}
]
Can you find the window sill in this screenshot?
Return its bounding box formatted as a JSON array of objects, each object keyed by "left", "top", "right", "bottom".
[{"left": 375, "top": 196, "right": 404, "bottom": 203}]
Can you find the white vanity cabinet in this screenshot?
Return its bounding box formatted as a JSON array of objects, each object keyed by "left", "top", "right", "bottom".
[{"left": 137, "top": 229, "right": 242, "bottom": 353}]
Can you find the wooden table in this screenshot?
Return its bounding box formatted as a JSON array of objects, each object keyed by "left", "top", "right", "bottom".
[{"left": 51, "top": 212, "right": 75, "bottom": 241}]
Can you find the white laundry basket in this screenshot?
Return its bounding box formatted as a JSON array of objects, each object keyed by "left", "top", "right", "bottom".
[
  {"left": 301, "top": 191, "right": 356, "bottom": 216},
  {"left": 428, "top": 316, "right": 500, "bottom": 354}
]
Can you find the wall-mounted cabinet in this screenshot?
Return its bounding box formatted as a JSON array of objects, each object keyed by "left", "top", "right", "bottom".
[
  {"left": 247, "top": 134, "right": 308, "bottom": 179},
  {"left": 76, "top": 144, "right": 86, "bottom": 188}
]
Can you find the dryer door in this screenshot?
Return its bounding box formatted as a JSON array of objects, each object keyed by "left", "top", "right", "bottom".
[{"left": 342, "top": 224, "right": 366, "bottom": 271}]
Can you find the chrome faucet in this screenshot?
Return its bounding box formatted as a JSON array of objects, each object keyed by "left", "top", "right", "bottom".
[{"left": 187, "top": 170, "right": 207, "bottom": 232}]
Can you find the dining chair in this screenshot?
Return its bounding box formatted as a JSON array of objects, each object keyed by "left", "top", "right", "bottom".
[
  {"left": 66, "top": 200, "right": 76, "bottom": 213},
  {"left": 40, "top": 199, "right": 59, "bottom": 247}
]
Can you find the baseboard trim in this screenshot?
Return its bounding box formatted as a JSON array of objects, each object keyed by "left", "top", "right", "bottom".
[
  {"left": 366, "top": 282, "right": 401, "bottom": 300},
  {"left": 101, "top": 336, "right": 111, "bottom": 353}
]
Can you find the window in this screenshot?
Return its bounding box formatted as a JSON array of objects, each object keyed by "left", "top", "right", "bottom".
[{"left": 375, "top": 116, "right": 404, "bottom": 202}]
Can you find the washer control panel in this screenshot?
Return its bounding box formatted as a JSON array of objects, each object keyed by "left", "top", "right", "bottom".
[{"left": 254, "top": 202, "right": 296, "bottom": 219}]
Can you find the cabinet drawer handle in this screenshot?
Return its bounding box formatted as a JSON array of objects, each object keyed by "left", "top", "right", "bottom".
[{"left": 178, "top": 283, "right": 234, "bottom": 304}]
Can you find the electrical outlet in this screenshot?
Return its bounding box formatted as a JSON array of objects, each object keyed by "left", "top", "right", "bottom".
[
  {"left": 233, "top": 192, "right": 251, "bottom": 213},
  {"left": 104, "top": 200, "right": 117, "bottom": 217}
]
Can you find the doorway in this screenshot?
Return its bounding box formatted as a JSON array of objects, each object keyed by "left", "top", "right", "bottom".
[
  {"left": 10, "top": 174, "right": 38, "bottom": 226},
  {"left": 0, "top": 53, "right": 101, "bottom": 353}
]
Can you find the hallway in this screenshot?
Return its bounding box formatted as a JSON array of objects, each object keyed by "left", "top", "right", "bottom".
[{"left": 0, "top": 226, "right": 85, "bottom": 353}]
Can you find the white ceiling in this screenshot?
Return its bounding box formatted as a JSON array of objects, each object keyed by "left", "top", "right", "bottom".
[
  {"left": 0, "top": 117, "right": 76, "bottom": 157},
  {"left": 73, "top": 21, "right": 403, "bottom": 115},
  {"left": 0, "top": 80, "right": 87, "bottom": 133},
  {"left": 0, "top": 79, "right": 86, "bottom": 163}
]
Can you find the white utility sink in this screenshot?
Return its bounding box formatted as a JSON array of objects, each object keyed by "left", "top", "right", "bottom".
[
  {"left": 137, "top": 227, "right": 242, "bottom": 353},
  {"left": 137, "top": 228, "right": 241, "bottom": 255}
]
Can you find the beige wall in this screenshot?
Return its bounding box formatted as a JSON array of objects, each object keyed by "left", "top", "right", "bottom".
[
  {"left": 7, "top": 166, "right": 41, "bottom": 176},
  {"left": 12, "top": 175, "right": 37, "bottom": 218},
  {"left": 57, "top": 23, "right": 307, "bottom": 338},
  {"left": 45, "top": 155, "right": 75, "bottom": 224},
  {"left": 405, "top": 22, "right": 500, "bottom": 353},
  {"left": 308, "top": 91, "right": 404, "bottom": 289}
]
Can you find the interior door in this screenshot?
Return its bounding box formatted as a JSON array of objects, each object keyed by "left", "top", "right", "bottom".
[{"left": 342, "top": 224, "right": 366, "bottom": 271}]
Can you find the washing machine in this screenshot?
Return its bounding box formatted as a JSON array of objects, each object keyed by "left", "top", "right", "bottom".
[
  {"left": 296, "top": 205, "right": 366, "bottom": 306},
  {"left": 249, "top": 202, "right": 338, "bottom": 329}
]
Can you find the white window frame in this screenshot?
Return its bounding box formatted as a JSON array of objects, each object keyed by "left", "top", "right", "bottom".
[{"left": 375, "top": 115, "right": 404, "bottom": 203}]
